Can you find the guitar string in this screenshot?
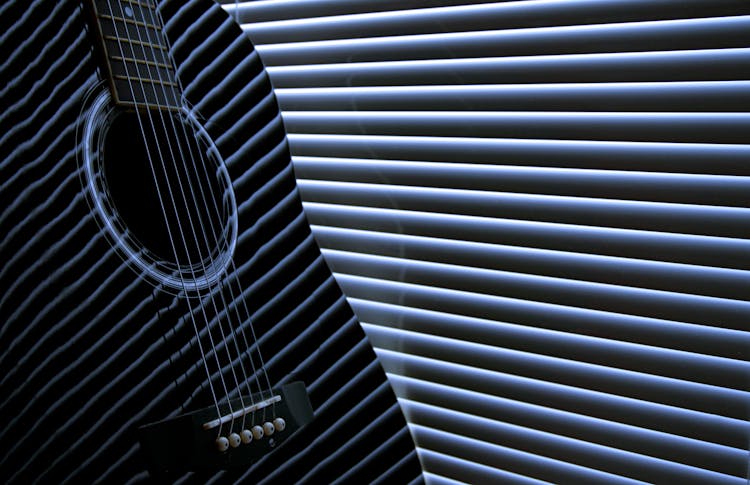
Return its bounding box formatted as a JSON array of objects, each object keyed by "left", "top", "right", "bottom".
[
  {"left": 211, "top": 0, "right": 278, "bottom": 421},
  {"left": 146, "top": 0, "right": 271, "bottom": 414},
  {"left": 102, "top": 0, "right": 230, "bottom": 433},
  {"left": 110, "top": 0, "right": 247, "bottom": 437},
  {"left": 120, "top": 0, "right": 252, "bottom": 420},
  {"left": 174, "top": 4, "right": 278, "bottom": 423},
  {"left": 137, "top": 0, "right": 275, "bottom": 434},
  {"left": 140, "top": 0, "right": 265, "bottom": 429},
  {"left": 149, "top": 1, "right": 276, "bottom": 423},
  {"left": 131, "top": 0, "right": 259, "bottom": 430},
  {"left": 223, "top": 3, "right": 277, "bottom": 415}
]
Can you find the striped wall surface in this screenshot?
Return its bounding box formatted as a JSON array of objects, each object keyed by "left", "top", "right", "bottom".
[{"left": 222, "top": 1, "right": 750, "bottom": 483}]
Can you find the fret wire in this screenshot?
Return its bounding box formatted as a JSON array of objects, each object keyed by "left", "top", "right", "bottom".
[
  {"left": 118, "top": 99, "right": 181, "bottom": 111},
  {"left": 113, "top": 74, "right": 178, "bottom": 87},
  {"left": 98, "top": 14, "right": 161, "bottom": 31},
  {"left": 110, "top": 55, "right": 173, "bottom": 70},
  {"left": 121, "top": 0, "right": 156, "bottom": 10},
  {"left": 103, "top": 35, "right": 166, "bottom": 50}
]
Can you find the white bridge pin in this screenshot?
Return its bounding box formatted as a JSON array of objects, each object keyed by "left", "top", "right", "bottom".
[
  {"left": 251, "top": 425, "right": 264, "bottom": 440},
  {"left": 228, "top": 432, "right": 242, "bottom": 448},
  {"left": 240, "top": 429, "right": 253, "bottom": 444},
  {"left": 263, "top": 422, "right": 275, "bottom": 436},
  {"left": 273, "top": 417, "right": 286, "bottom": 432},
  {"left": 215, "top": 436, "right": 230, "bottom": 452}
]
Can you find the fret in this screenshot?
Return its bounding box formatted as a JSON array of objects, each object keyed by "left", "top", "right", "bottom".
[
  {"left": 120, "top": 0, "right": 156, "bottom": 10},
  {"left": 98, "top": 14, "right": 161, "bottom": 31},
  {"left": 113, "top": 79, "right": 182, "bottom": 111},
  {"left": 109, "top": 57, "right": 176, "bottom": 89},
  {"left": 104, "top": 35, "right": 167, "bottom": 51},
  {"left": 116, "top": 100, "right": 182, "bottom": 113},
  {"left": 110, "top": 55, "right": 172, "bottom": 71},
  {"left": 114, "top": 75, "right": 178, "bottom": 88},
  {"left": 127, "top": 102, "right": 179, "bottom": 112},
  {"left": 113, "top": 80, "right": 182, "bottom": 111}
]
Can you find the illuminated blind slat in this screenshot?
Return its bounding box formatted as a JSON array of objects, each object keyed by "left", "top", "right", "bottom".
[
  {"left": 238, "top": 0, "right": 750, "bottom": 44},
  {"left": 276, "top": 82, "right": 750, "bottom": 112},
  {"left": 282, "top": 111, "right": 750, "bottom": 144},
  {"left": 297, "top": 181, "right": 750, "bottom": 238},
  {"left": 224, "top": 0, "right": 504, "bottom": 24},
  {"left": 267, "top": 49, "right": 750, "bottom": 88},
  {"left": 293, "top": 157, "right": 750, "bottom": 205},
  {"left": 287, "top": 134, "right": 750, "bottom": 174},
  {"left": 256, "top": 15, "right": 750, "bottom": 66}
]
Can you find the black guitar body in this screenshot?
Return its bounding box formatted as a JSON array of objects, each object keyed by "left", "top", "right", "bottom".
[{"left": 0, "top": 1, "right": 422, "bottom": 482}]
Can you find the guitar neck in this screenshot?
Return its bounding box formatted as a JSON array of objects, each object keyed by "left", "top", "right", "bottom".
[{"left": 84, "top": 0, "right": 182, "bottom": 111}]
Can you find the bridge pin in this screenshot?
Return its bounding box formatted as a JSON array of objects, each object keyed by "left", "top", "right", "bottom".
[
  {"left": 240, "top": 429, "right": 253, "bottom": 444},
  {"left": 251, "top": 425, "right": 264, "bottom": 440},
  {"left": 228, "top": 432, "right": 241, "bottom": 448},
  {"left": 215, "top": 436, "right": 230, "bottom": 452},
  {"left": 263, "top": 422, "right": 275, "bottom": 436},
  {"left": 273, "top": 417, "right": 286, "bottom": 432}
]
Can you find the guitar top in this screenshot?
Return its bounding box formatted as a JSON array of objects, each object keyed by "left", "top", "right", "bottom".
[{"left": 0, "top": 0, "right": 423, "bottom": 482}]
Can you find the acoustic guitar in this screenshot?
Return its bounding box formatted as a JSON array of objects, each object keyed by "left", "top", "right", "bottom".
[{"left": 0, "top": 0, "right": 423, "bottom": 482}]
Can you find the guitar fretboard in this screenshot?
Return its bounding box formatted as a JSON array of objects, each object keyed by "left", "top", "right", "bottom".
[{"left": 87, "top": 0, "right": 181, "bottom": 110}]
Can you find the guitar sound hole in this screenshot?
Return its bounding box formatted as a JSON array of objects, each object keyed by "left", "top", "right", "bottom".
[
  {"left": 79, "top": 87, "right": 238, "bottom": 293},
  {"left": 103, "top": 111, "right": 226, "bottom": 266}
]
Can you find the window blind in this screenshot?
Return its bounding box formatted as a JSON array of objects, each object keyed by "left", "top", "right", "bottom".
[{"left": 222, "top": 1, "right": 750, "bottom": 483}]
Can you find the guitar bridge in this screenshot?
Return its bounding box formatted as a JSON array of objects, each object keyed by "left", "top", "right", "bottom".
[
  {"left": 138, "top": 382, "right": 313, "bottom": 473},
  {"left": 201, "top": 395, "right": 282, "bottom": 431}
]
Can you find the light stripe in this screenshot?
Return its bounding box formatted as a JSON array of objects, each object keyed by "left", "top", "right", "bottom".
[
  {"left": 255, "top": 15, "right": 750, "bottom": 65},
  {"left": 276, "top": 81, "right": 750, "bottom": 112},
  {"left": 236, "top": 0, "right": 750, "bottom": 44},
  {"left": 265, "top": 48, "right": 750, "bottom": 88}
]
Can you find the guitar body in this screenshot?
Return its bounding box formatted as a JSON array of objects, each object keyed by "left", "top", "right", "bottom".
[{"left": 0, "top": 1, "right": 422, "bottom": 482}]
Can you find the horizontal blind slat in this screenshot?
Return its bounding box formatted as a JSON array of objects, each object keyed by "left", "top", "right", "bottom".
[
  {"left": 277, "top": 81, "right": 750, "bottom": 112},
  {"left": 267, "top": 48, "right": 750, "bottom": 87},
  {"left": 299, "top": 181, "right": 750, "bottom": 238},
  {"left": 293, "top": 157, "right": 750, "bottom": 206},
  {"left": 284, "top": 111, "right": 750, "bottom": 144},
  {"left": 288, "top": 134, "right": 750, "bottom": 174},
  {"left": 240, "top": 0, "right": 750, "bottom": 44},
  {"left": 257, "top": 15, "right": 750, "bottom": 65},
  {"left": 223, "top": 0, "right": 504, "bottom": 24}
]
